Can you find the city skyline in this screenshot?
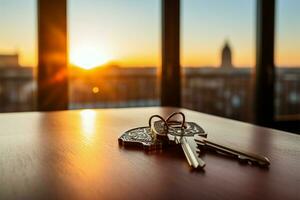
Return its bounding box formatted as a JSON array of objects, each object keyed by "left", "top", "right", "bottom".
[{"left": 0, "top": 0, "right": 299, "bottom": 68}]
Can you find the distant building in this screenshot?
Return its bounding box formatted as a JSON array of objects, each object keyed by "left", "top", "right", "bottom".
[
  {"left": 0, "top": 53, "right": 35, "bottom": 112},
  {"left": 220, "top": 41, "right": 233, "bottom": 69},
  {"left": 0, "top": 53, "right": 20, "bottom": 67}
]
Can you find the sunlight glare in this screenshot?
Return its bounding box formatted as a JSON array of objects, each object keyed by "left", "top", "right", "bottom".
[
  {"left": 70, "top": 45, "right": 113, "bottom": 70},
  {"left": 80, "top": 109, "right": 96, "bottom": 142}
]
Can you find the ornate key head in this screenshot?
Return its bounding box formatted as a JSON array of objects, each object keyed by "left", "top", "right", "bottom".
[{"left": 118, "top": 126, "right": 162, "bottom": 151}]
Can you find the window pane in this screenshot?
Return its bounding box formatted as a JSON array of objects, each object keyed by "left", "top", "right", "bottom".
[
  {"left": 0, "top": 0, "right": 36, "bottom": 112},
  {"left": 68, "top": 0, "right": 160, "bottom": 109},
  {"left": 275, "top": 0, "right": 300, "bottom": 119},
  {"left": 181, "top": 0, "right": 255, "bottom": 122}
]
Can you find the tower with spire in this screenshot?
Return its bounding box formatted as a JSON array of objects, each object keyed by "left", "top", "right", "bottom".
[{"left": 220, "top": 40, "right": 233, "bottom": 69}]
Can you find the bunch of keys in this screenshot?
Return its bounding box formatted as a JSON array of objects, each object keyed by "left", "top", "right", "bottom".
[
  {"left": 119, "top": 112, "right": 207, "bottom": 169},
  {"left": 118, "top": 112, "right": 270, "bottom": 169},
  {"left": 150, "top": 112, "right": 207, "bottom": 168}
]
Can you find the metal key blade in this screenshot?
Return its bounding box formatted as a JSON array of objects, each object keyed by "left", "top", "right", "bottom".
[
  {"left": 177, "top": 136, "right": 206, "bottom": 168},
  {"left": 195, "top": 137, "right": 270, "bottom": 166},
  {"left": 184, "top": 137, "right": 206, "bottom": 168}
]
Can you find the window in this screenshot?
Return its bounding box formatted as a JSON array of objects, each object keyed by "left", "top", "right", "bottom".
[
  {"left": 68, "top": 0, "right": 160, "bottom": 109},
  {"left": 0, "top": 0, "right": 36, "bottom": 112},
  {"left": 275, "top": 0, "right": 300, "bottom": 120},
  {"left": 181, "top": 0, "right": 255, "bottom": 122}
]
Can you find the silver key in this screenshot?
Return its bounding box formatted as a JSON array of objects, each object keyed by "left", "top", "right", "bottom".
[
  {"left": 153, "top": 125, "right": 206, "bottom": 169},
  {"left": 175, "top": 135, "right": 206, "bottom": 168},
  {"left": 150, "top": 113, "right": 206, "bottom": 169},
  {"left": 195, "top": 136, "right": 270, "bottom": 166}
]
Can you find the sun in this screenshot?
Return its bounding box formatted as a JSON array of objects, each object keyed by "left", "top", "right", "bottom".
[{"left": 70, "top": 45, "right": 113, "bottom": 70}]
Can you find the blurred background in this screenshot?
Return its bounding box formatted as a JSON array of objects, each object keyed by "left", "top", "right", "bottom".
[{"left": 0, "top": 0, "right": 299, "bottom": 129}]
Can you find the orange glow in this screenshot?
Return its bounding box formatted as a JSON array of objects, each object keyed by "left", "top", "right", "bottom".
[
  {"left": 80, "top": 109, "right": 96, "bottom": 143},
  {"left": 92, "top": 87, "right": 99, "bottom": 94},
  {"left": 70, "top": 45, "right": 113, "bottom": 70}
]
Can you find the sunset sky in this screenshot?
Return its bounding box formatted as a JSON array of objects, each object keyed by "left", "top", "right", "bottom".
[{"left": 0, "top": 0, "right": 299, "bottom": 68}]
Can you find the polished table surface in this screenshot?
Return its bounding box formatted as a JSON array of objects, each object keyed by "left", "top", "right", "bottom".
[{"left": 0, "top": 107, "right": 299, "bottom": 200}]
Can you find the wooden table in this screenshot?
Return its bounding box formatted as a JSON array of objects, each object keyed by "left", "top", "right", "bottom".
[{"left": 0, "top": 107, "right": 299, "bottom": 200}]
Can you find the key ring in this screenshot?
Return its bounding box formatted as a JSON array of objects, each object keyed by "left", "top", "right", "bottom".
[
  {"left": 166, "top": 112, "right": 186, "bottom": 129},
  {"left": 148, "top": 114, "right": 169, "bottom": 137},
  {"left": 149, "top": 112, "right": 187, "bottom": 137},
  {"left": 165, "top": 112, "right": 187, "bottom": 138}
]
